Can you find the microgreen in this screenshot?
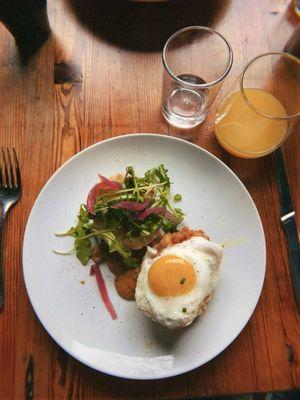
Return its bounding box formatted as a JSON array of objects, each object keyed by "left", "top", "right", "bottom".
[{"left": 173, "top": 194, "right": 182, "bottom": 202}]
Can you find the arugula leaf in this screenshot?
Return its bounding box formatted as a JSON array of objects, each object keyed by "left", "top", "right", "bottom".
[
  {"left": 100, "top": 231, "right": 139, "bottom": 268},
  {"left": 75, "top": 237, "right": 91, "bottom": 265},
  {"left": 64, "top": 205, "right": 94, "bottom": 265}
]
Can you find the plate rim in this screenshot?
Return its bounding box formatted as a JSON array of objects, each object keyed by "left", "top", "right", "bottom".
[{"left": 22, "top": 133, "right": 266, "bottom": 380}]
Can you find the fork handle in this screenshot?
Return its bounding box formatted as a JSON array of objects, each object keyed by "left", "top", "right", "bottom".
[{"left": 0, "top": 207, "right": 8, "bottom": 310}]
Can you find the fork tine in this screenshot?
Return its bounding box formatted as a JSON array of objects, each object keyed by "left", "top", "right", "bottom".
[
  {"left": 5, "top": 147, "right": 12, "bottom": 187},
  {"left": 6, "top": 148, "right": 15, "bottom": 187},
  {"left": 0, "top": 150, "right": 4, "bottom": 186},
  {"left": 12, "top": 148, "right": 21, "bottom": 187},
  {"left": 1, "top": 147, "right": 10, "bottom": 187}
]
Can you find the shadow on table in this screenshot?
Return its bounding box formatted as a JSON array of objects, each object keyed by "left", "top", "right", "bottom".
[
  {"left": 66, "top": 0, "right": 231, "bottom": 52},
  {"left": 0, "top": 0, "right": 50, "bottom": 64}
]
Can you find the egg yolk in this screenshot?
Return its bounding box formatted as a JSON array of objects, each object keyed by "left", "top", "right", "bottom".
[{"left": 148, "top": 255, "right": 196, "bottom": 297}]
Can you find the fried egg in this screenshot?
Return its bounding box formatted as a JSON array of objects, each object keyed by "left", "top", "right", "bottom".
[{"left": 135, "top": 236, "right": 223, "bottom": 329}]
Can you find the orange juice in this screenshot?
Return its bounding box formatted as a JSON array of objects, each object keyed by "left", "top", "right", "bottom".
[{"left": 215, "top": 88, "right": 288, "bottom": 158}]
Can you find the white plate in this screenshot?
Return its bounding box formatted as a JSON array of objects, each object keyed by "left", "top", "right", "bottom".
[{"left": 23, "top": 134, "right": 265, "bottom": 380}]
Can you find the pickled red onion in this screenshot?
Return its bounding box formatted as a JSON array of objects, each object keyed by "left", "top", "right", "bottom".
[
  {"left": 87, "top": 176, "right": 122, "bottom": 213},
  {"left": 90, "top": 264, "right": 117, "bottom": 320},
  {"left": 111, "top": 200, "right": 150, "bottom": 211},
  {"left": 138, "top": 207, "right": 176, "bottom": 222}
]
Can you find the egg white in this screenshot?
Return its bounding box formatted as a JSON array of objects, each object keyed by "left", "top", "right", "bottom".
[{"left": 135, "top": 236, "right": 223, "bottom": 329}]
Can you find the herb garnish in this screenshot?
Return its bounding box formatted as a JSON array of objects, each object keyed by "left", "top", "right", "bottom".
[
  {"left": 182, "top": 307, "right": 187, "bottom": 313},
  {"left": 56, "top": 165, "right": 184, "bottom": 268},
  {"left": 173, "top": 194, "right": 182, "bottom": 202}
]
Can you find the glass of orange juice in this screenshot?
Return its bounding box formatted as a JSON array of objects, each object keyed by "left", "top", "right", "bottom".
[{"left": 214, "top": 52, "right": 300, "bottom": 158}]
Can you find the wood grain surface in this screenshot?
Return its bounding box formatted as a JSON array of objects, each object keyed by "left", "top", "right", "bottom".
[{"left": 0, "top": 0, "right": 299, "bottom": 399}]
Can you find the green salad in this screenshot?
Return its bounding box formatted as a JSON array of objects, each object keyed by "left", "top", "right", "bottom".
[{"left": 56, "top": 164, "right": 184, "bottom": 268}]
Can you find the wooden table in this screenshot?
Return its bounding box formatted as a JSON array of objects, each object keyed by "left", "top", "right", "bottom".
[{"left": 0, "top": 0, "right": 299, "bottom": 399}]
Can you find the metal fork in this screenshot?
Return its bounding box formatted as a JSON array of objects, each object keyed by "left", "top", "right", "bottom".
[{"left": 0, "top": 147, "right": 21, "bottom": 310}]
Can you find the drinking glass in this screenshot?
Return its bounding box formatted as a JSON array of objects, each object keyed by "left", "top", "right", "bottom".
[
  {"left": 214, "top": 52, "right": 300, "bottom": 158},
  {"left": 162, "top": 26, "right": 233, "bottom": 129},
  {"left": 294, "top": 0, "right": 300, "bottom": 17}
]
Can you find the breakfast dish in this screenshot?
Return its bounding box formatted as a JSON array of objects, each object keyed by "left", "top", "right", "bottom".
[
  {"left": 23, "top": 134, "right": 265, "bottom": 379},
  {"left": 56, "top": 164, "right": 223, "bottom": 328}
]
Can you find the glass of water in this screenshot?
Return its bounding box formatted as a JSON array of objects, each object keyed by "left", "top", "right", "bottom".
[{"left": 162, "top": 26, "right": 233, "bottom": 129}]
